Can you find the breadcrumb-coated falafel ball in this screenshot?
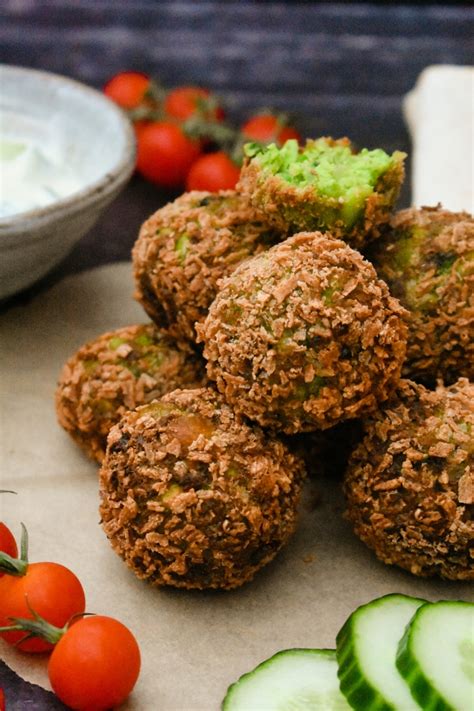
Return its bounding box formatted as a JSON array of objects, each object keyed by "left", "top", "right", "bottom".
[
  {"left": 368, "top": 205, "right": 474, "bottom": 385},
  {"left": 197, "top": 232, "right": 408, "bottom": 434},
  {"left": 344, "top": 378, "right": 474, "bottom": 581},
  {"left": 99, "top": 387, "right": 305, "bottom": 590},
  {"left": 56, "top": 324, "right": 206, "bottom": 463},
  {"left": 132, "top": 190, "right": 281, "bottom": 342},
  {"left": 237, "top": 137, "right": 406, "bottom": 249}
]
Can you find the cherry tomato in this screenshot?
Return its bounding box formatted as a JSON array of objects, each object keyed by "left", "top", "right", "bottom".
[
  {"left": 104, "top": 71, "right": 150, "bottom": 109},
  {"left": 241, "top": 114, "right": 301, "bottom": 145},
  {"left": 0, "top": 562, "right": 85, "bottom": 653},
  {"left": 136, "top": 121, "right": 201, "bottom": 187},
  {"left": 0, "top": 688, "right": 5, "bottom": 711},
  {"left": 186, "top": 151, "right": 240, "bottom": 192},
  {"left": 48, "top": 616, "right": 141, "bottom": 710},
  {"left": 0, "top": 523, "right": 17, "bottom": 577},
  {"left": 165, "top": 86, "right": 225, "bottom": 122}
]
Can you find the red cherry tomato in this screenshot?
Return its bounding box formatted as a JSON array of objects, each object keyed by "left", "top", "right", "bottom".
[
  {"left": 104, "top": 71, "right": 150, "bottom": 109},
  {"left": 165, "top": 86, "right": 225, "bottom": 122},
  {"left": 0, "top": 562, "right": 86, "bottom": 653},
  {"left": 241, "top": 114, "right": 301, "bottom": 145},
  {"left": 186, "top": 151, "right": 240, "bottom": 192},
  {"left": 48, "top": 616, "right": 141, "bottom": 710},
  {"left": 133, "top": 120, "right": 152, "bottom": 143},
  {"left": 136, "top": 121, "right": 202, "bottom": 187},
  {"left": 0, "top": 523, "right": 17, "bottom": 577}
]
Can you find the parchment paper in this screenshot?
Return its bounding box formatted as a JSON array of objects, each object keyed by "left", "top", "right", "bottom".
[{"left": 0, "top": 263, "right": 472, "bottom": 710}]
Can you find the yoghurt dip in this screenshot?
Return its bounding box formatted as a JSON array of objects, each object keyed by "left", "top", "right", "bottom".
[{"left": 0, "top": 120, "right": 83, "bottom": 219}]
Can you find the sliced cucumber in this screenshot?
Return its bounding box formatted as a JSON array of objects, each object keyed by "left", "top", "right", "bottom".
[
  {"left": 396, "top": 600, "right": 474, "bottom": 711},
  {"left": 336, "top": 593, "right": 425, "bottom": 710},
  {"left": 222, "top": 648, "right": 351, "bottom": 710}
]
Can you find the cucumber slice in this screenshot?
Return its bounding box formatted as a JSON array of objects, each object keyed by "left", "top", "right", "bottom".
[
  {"left": 396, "top": 600, "right": 474, "bottom": 711},
  {"left": 222, "top": 648, "right": 351, "bottom": 710},
  {"left": 336, "top": 593, "right": 426, "bottom": 710}
]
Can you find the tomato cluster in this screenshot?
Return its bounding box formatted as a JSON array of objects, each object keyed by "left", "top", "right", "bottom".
[
  {"left": 0, "top": 518, "right": 140, "bottom": 710},
  {"left": 104, "top": 70, "right": 301, "bottom": 192}
]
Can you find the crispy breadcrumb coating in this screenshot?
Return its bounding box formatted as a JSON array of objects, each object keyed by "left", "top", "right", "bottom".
[
  {"left": 344, "top": 378, "right": 474, "bottom": 581},
  {"left": 56, "top": 324, "right": 206, "bottom": 463},
  {"left": 132, "top": 190, "right": 281, "bottom": 342},
  {"left": 368, "top": 205, "right": 474, "bottom": 385},
  {"left": 238, "top": 137, "right": 405, "bottom": 249},
  {"left": 99, "top": 387, "right": 305, "bottom": 590},
  {"left": 197, "top": 232, "right": 407, "bottom": 434}
]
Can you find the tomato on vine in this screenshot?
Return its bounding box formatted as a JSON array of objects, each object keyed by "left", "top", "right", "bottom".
[
  {"left": 186, "top": 151, "right": 240, "bottom": 192},
  {"left": 165, "top": 86, "right": 225, "bottom": 122},
  {"left": 241, "top": 113, "right": 301, "bottom": 145},
  {"left": 136, "top": 121, "right": 202, "bottom": 188},
  {"left": 0, "top": 524, "right": 17, "bottom": 575},
  {"left": 104, "top": 71, "right": 151, "bottom": 109},
  {"left": 48, "top": 616, "right": 141, "bottom": 710},
  {"left": 0, "top": 610, "right": 141, "bottom": 710},
  {"left": 0, "top": 526, "right": 85, "bottom": 653}
]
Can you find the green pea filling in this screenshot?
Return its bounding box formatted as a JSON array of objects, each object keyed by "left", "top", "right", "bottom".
[
  {"left": 391, "top": 225, "right": 426, "bottom": 271},
  {"left": 93, "top": 398, "right": 115, "bottom": 416},
  {"left": 161, "top": 483, "right": 183, "bottom": 503},
  {"left": 175, "top": 233, "right": 190, "bottom": 263},
  {"left": 140, "top": 402, "right": 181, "bottom": 419},
  {"left": 294, "top": 376, "right": 326, "bottom": 400},
  {"left": 108, "top": 336, "right": 127, "bottom": 350},
  {"left": 133, "top": 332, "right": 155, "bottom": 347},
  {"left": 225, "top": 464, "right": 241, "bottom": 479},
  {"left": 434, "top": 252, "right": 457, "bottom": 275},
  {"left": 143, "top": 351, "right": 165, "bottom": 370},
  {"left": 245, "top": 138, "right": 396, "bottom": 227},
  {"left": 82, "top": 358, "right": 98, "bottom": 374}
]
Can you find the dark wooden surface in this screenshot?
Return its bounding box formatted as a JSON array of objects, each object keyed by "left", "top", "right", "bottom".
[{"left": 1, "top": 1, "right": 472, "bottom": 310}]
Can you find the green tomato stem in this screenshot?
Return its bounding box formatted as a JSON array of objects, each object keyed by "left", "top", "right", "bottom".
[
  {"left": 0, "top": 614, "right": 66, "bottom": 646},
  {"left": 0, "top": 605, "right": 93, "bottom": 647},
  {"left": 0, "top": 522, "right": 28, "bottom": 576}
]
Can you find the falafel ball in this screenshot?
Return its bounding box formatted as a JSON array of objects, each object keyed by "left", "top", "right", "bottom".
[
  {"left": 132, "top": 190, "right": 281, "bottom": 342},
  {"left": 99, "top": 387, "right": 305, "bottom": 590},
  {"left": 368, "top": 205, "right": 474, "bottom": 385},
  {"left": 237, "top": 137, "right": 406, "bottom": 249},
  {"left": 344, "top": 378, "right": 474, "bottom": 581},
  {"left": 56, "top": 324, "right": 206, "bottom": 463},
  {"left": 197, "top": 232, "right": 408, "bottom": 434}
]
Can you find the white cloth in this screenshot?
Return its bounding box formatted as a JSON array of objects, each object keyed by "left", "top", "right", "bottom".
[{"left": 404, "top": 65, "right": 474, "bottom": 213}]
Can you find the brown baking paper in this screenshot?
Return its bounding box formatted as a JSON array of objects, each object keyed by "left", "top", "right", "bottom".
[{"left": 0, "top": 263, "right": 472, "bottom": 710}]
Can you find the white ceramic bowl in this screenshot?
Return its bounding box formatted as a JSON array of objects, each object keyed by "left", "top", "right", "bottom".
[{"left": 0, "top": 65, "right": 136, "bottom": 299}]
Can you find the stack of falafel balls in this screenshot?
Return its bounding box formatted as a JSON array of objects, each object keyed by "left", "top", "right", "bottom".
[{"left": 56, "top": 137, "right": 474, "bottom": 589}]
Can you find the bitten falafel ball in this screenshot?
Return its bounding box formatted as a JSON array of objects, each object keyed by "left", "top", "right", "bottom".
[
  {"left": 344, "top": 378, "right": 474, "bottom": 581},
  {"left": 197, "top": 232, "right": 408, "bottom": 434},
  {"left": 99, "top": 387, "right": 305, "bottom": 590},
  {"left": 237, "top": 137, "right": 406, "bottom": 249},
  {"left": 132, "top": 190, "right": 281, "bottom": 342},
  {"left": 56, "top": 324, "right": 206, "bottom": 463},
  {"left": 368, "top": 205, "right": 474, "bottom": 385}
]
